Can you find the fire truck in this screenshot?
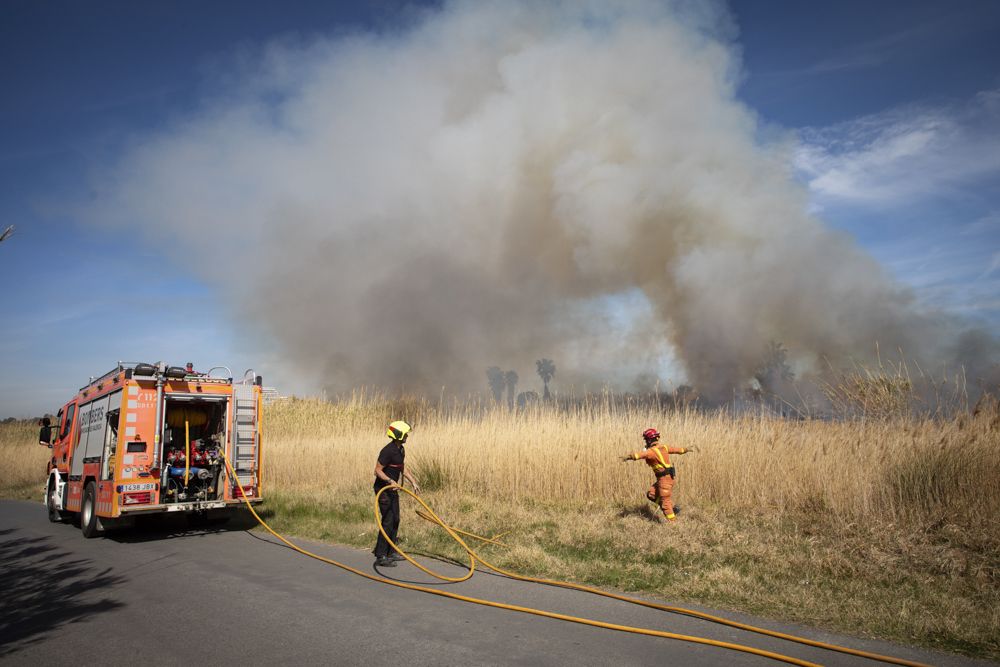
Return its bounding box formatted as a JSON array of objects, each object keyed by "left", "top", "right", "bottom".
[{"left": 43, "top": 361, "right": 264, "bottom": 537}]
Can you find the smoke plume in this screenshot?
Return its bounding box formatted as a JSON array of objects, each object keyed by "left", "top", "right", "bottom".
[{"left": 88, "top": 0, "right": 989, "bottom": 399}]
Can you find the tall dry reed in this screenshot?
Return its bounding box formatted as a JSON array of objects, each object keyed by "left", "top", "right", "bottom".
[
  {"left": 0, "top": 393, "right": 1000, "bottom": 532},
  {"left": 261, "top": 394, "right": 1000, "bottom": 534},
  {"left": 3, "top": 391, "right": 997, "bottom": 534},
  {"left": 0, "top": 421, "right": 48, "bottom": 495}
]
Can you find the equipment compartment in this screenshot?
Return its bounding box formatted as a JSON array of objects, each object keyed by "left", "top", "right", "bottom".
[{"left": 160, "top": 398, "right": 228, "bottom": 503}]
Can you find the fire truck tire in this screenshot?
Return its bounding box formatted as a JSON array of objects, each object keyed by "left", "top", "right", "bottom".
[
  {"left": 47, "top": 478, "right": 68, "bottom": 523},
  {"left": 80, "top": 482, "right": 102, "bottom": 538}
]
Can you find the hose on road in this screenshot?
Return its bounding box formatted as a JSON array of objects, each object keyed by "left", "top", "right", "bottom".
[
  {"left": 220, "top": 451, "right": 926, "bottom": 667},
  {"left": 395, "top": 488, "right": 930, "bottom": 667}
]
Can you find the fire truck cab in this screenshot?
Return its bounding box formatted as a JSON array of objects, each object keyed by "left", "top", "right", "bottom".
[{"left": 44, "top": 361, "right": 264, "bottom": 537}]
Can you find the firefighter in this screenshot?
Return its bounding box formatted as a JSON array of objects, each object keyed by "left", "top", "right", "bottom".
[
  {"left": 373, "top": 420, "right": 421, "bottom": 567},
  {"left": 621, "top": 428, "right": 695, "bottom": 522}
]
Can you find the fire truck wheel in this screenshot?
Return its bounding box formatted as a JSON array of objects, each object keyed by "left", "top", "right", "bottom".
[
  {"left": 80, "top": 482, "right": 102, "bottom": 538},
  {"left": 47, "top": 478, "right": 65, "bottom": 523}
]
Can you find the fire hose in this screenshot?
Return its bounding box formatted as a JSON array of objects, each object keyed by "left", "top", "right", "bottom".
[{"left": 219, "top": 452, "right": 928, "bottom": 667}]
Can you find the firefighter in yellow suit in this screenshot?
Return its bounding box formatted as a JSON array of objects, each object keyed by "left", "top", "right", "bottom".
[{"left": 622, "top": 428, "right": 695, "bottom": 522}]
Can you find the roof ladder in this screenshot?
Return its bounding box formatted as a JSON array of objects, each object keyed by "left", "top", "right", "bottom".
[{"left": 231, "top": 383, "right": 258, "bottom": 490}]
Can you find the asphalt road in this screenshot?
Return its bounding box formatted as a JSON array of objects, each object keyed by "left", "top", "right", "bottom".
[{"left": 0, "top": 499, "right": 991, "bottom": 667}]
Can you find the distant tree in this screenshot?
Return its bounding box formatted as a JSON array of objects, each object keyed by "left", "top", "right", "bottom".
[
  {"left": 536, "top": 358, "right": 556, "bottom": 400},
  {"left": 486, "top": 366, "right": 505, "bottom": 403},
  {"left": 504, "top": 370, "right": 518, "bottom": 408},
  {"left": 517, "top": 390, "right": 539, "bottom": 409},
  {"left": 754, "top": 341, "right": 794, "bottom": 393},
  {"left": 673, "top": 385, "right": 698, "bottom": 409}
]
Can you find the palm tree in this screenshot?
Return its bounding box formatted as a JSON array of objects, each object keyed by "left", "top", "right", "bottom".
[
  {"left": 504, "top": 370, "right": 518, "bottom": 408},
  {"left": 486, "top": 366, "right": 505, "bottom": 403},
  {"left": 536, "top": 358, "right": 556, "bottom": 400}
]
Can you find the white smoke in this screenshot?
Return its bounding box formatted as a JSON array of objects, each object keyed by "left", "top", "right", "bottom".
[{"left": 86, "top": 0, "right": 985, "bottom": 399}]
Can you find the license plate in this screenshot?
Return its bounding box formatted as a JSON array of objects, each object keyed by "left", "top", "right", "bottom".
[{"left": 121, "top": 483, "right": 156, "bottom": 492}]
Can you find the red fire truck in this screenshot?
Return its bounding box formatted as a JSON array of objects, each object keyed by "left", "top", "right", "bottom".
[{"left": 43, "top": 361, "right": 264, "bottom": 537}]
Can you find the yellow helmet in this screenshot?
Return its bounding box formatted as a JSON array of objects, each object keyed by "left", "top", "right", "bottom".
[{"left": 386, "top": 420, "right": 412, "bottom": 442}]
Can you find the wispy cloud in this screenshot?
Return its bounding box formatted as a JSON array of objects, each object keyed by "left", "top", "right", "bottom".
[
  {"left": 963, "top": 210, "right": 1000, "bottom": 236},
  {"left": 761, "top": 23, "right": 932, "bottom": 78},
  {"left": 981, "top": 252, "right": 1000, "bottom": 280},
  {"left": 806, "top": 97, "right": 1000, "bottom": 329},
  {"left": 868, "top": 234, "right": 1000, "bottom": 329},
  {"left": 795, "top": 89, "right": 1000, "bottom": 207}
]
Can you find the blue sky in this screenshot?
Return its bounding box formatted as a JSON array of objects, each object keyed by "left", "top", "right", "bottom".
[
  {"left": 1, "top": 0, "right": 998, "bottom": 417},
  {"left": 732, "top": 0, "right": 1000, "bottom": 329}
]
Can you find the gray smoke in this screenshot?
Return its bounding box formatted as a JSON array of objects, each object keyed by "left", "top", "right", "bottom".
[{"left": 87, "top": 0, "right": 988, "bottom": 399}]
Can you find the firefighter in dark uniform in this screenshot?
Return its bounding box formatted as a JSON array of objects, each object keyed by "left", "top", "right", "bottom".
[{"left": 373, "top": 420, "right": 420, "bottom": 567}]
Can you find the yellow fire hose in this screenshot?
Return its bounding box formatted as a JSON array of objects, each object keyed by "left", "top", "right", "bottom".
[
  {"left": 401, "top": 489, "right": 930, "bottom": 667},
  {"left": 415, "top": 508, "right": 509, "bottom": 546},
  {"left": 218, "top": 451, "right": 927, "bottom": 667}
]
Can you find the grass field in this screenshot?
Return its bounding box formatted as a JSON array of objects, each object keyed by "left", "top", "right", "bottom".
[{"left": 3, "top": 393, "right": 998, "bottom": 659}]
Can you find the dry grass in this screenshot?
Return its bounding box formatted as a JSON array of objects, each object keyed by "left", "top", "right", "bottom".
[
  {"left": 259, "top": 394, "right": 1000, "bottom": 658},
  {"left": 3, "top": 393, "right": 998, "bottom": 658},
  {"left": 0, "top": 420, "right": 48, "bottom": 498},
  {"left": 262, "top": 394, "right": 1000, "bottom": 529}
]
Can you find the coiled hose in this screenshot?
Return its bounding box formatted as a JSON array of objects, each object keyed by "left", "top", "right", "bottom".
[{"left": 220, "top": 452, "right": 928, "bottom": 667}]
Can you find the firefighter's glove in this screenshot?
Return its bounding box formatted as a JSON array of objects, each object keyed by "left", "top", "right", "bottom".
[
  {"left": 686, "top": 446, "right": 698, "bottom": 453},
  {"left": 620, "top": 455, "right": 632, "bottom": 461}
]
